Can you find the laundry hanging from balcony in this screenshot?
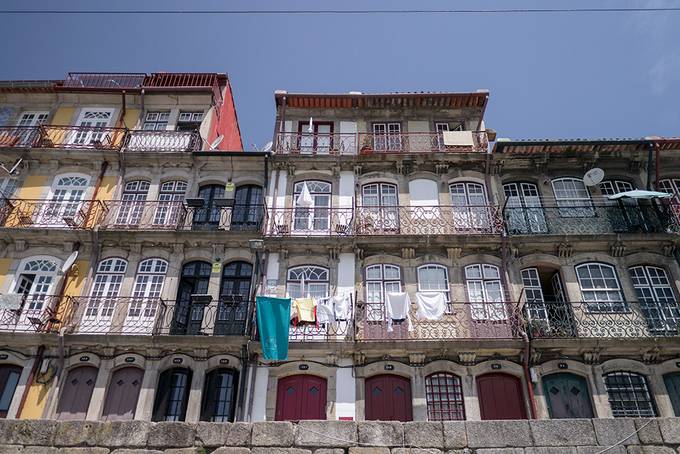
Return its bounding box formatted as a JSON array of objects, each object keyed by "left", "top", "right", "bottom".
[
  {"left": 256, "top": 296, "right": 291, "bottom": 361},
  {"left": 315, "top": 294, "right": 352, "bottom": 324},
  {"left": 386, "top": 292, "right": 413, "bottom": 332},
  {"left": 415, "top": 292, "right": 447, "bottom": 320}
]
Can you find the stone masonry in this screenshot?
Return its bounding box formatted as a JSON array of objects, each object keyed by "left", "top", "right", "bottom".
[{"left": 0, "top": 419, "right": 680, "bottom": 454}]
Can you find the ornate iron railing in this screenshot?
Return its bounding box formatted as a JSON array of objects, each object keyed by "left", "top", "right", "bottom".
[
  {"left": 265, "top": 207, "right": 354, "bottom": 236},
  {"left": 504, "top": 203, "right": 680, "bottom": 235},
  {"left": 125, "top": 130, "right": 201, "bottom": 152},
  {"left": 69, "top": 296, "right": 252, "bottom": 336},
  {"left": 356, "top": 301, "right": 523, "bottom": 341},
  {"left": 184, "top": 204, "right": 266, "bottom": 232},
  {"left": 524, "top": 300, "right": 680, "bottom": 339},
  {"left": 36, "top": 125, "right": 127, "bottom": 151},
  {"left": 0, "top": 199, "right": 106, "bottom": 229},
  {"left": 101, "top": 200, "right": 188, "bottom": 230},
  {"left": 0, "top": 126, "right": 41, "bottom": 148},
  {"left": 0, "top": 295, "right": 76, "bottom": 333},
  {"left": 274, "top": 132, "right": 358, "bottom": 155},
  {"left": 62, "top": 73, "right": 146, "bottom": 90},
  {"left": 358, "top": 131, "right": 488, "bottom": 154},
  {"left": 355, "top": 205, "right": 504, "bottom": 235}
]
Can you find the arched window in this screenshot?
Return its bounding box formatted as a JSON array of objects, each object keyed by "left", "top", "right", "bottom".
[
  {"left": 193, "top": 184, "right": 225, "bottom": 230},
  {"left": 575, "top": 263, "right": 625, "bottom": 312},
  {"left": 551, "top": 178, "right": 594, "bottom": 216},
  {"left": 154, "top": 180, "right": 187, "bottom": 227},
  {"left": 629, "top": 265, "right": 679, "bottom": 334},
  {"left": 603, "top": 371, "right": 656, "bottom": 417},
  {"left": 293, "top": 181, "right": 331, "bottom": 232},
  {"left": 125, "top": 258, "right": 168, "bottom": 334},
  {"left": 153, "top": 367, "right": 192, "bottom": 421},
  {"left": 365, "top": 264, "right": 401, "bottom": 321},
  {"left": 287, "top": 266, "right": 329, "bottom": 299},
  {"left": 44, "top": 174, "right": 90, "bottom": 225},
  {"left": 425, "top": 372, "right": 465, "bottom": 421},
  {"left": 11, "top": 258, "right": 59, "bottom": 324},
  {"left": 449, "top": 182, "right": 489, "bottom": 231},
  {"left": 417, "top": 264, "right": 450, "bottom": 303},
  {"left": 84, "top": 258, "right": 128, "bottom": 329},
  {"left": 503, "top": 182, "right": 547, "bottom": 234},
  {"left": 465, "top": 264, "right": 505, "bottom": 320},
  {"left": 201, "top": 368, "right": 239, "bottom": 422},
  {"left": 115, "top": 180, "right": 150, "bottom": 225},
  {"left": 600, "top": 180, "right": 634, "bottom": 196}
]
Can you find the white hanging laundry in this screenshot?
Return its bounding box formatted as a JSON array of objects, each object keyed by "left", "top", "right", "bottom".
[
  {"left": 332, "top": 294, "right": 351, "bottom": 320},
  {"left": 415, "top": 291, "right": 447, "bottom": 320},
  {"left": 385, "top": 292, "right": 413, "bottom": 332},
  {"left": 316, "top": 297, "right": 335, "bottom": 324},
  {"left": 296, "top": 182, "right": 314, "bottom": 208}
]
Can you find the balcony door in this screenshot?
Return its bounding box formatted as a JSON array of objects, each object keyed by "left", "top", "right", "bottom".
[
  {"left": 101, "top": 366, "right": 143, "bottom": 421},
  {"left": 216, "top": 261, "right": 252, "bottom": 335},
  {"left": 664, "top": 373, "right": 680, "bottom": 416},
  {"left": 361, "top": 183, "right": 398, "bottom": 233},
  {"left": 503, "top": 182, "right": 546, "bottom": 234},
  {"left": 275, "top": 374, "right": 327, "bottom": 421},
  {"left": 81, "top": 258, "right": 127, "bottom": 333},
  {"left": 153, "top": 180, "right": 187, "bottom": 228},
  {"left": 292, "top": 181, "right": 331, "bottom": 234},
  {"left": 477, "top": 373, "right": 526, "bottom": 420},
  {"left": 16, "top": 111, "right": 48, "bottom": 146},
  {"left": 465, "top": 264, "right": 513, "bottom": 338},
  {"left": 521, "top": 267, "right": 575, "bottom": 338},
  {"left": 232, "top": 185, "right": 263, "bottom": 231},
  {"left": 372, "top": 123, "right": 402, "bottom": 152},
  {"left": 172, "top": 261, "right": 212, "bottom": 335},
  {"left": 7, "top": 258, "right": 59, "bottom": 331},
  {"left": 56, "top": 366, "right": 98, "bottom": 420},
  {"left": 193, "top": 184, "right": 224, "bottom": 230},
  {"left": 41, "top": 174, "right": 90, "bottom": 227},
  {"left": 124, "top": 259, "right": 167, "bottom": 334},
  {"left": 450, "top": 182, "right": 490, "bottom": 232},
  {"left": 629, "top": 265, "right": 680, "bottom": 335},
  {"left": 115, "top": 180, "right": 149, "bottom": 226},
  {"left": 0, "top": 365, "right": 22, "bottom": 418},
  {"left": 72, "top": 109, "right": 114, "bottom": 146},
  {"left": 298, "top": 121, "right": 332, "bottom": 154},
  {"left": 365, "top": 374, "right": 413, "bottom": 421}
]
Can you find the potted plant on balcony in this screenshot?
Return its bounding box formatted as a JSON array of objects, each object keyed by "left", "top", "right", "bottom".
[{"left": 360, "top": 136, "right": 373, "bottom": 155}]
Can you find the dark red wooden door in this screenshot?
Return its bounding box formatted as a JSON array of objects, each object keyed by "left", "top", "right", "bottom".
[
  {"left": 101, "top": 367, "right": 144, "bottom": 421},
  {"left": 57, "top": 366, "right": 98, "bottom": 420},
  {"left": 365, "top": 374, "right": 413, "bottom": 421},
  {"left": 275, "top": 375, "right": 327, "bottom": 421},
  {"left": 477, "top": 373, "right": 527, "bottom": 420},
  {"left": 0, "top": 365, "right": 22, "bottom": 418}
]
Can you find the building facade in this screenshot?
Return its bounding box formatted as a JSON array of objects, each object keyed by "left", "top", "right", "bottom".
[{"left": 1, "top": 78, "right": 680, "bottom": 424}]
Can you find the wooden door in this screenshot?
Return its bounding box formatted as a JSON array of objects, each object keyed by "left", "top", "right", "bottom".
[
  {"left": 0, "top": 365, "right": 22, "bottom": 418},
  {"left": 275, "top": 375, "right": 327, "bottom": 421},
  {"left": 477, "top": 373, "right": 527, "bottom": 420},
  {"left": 543, "top": 373, "right": 594, "bottom": 419},
  {"left": 101, "top": 367, "right": 144, "bottom": 421},
  {"left": 664, "top": 373, "right": 680, "bottom": 416},
  {"left": 57, "top": 366, "right": 98, "bottom": 420},
  {"left": 365, "top": 374, "right": 413, "bottom": 421}
]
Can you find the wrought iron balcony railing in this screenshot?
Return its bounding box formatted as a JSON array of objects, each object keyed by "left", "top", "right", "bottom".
[
  {"left": 62, "top": 72, "right": 146, "bottom": 90},
  {"left": 504, "top": 203, "right": 680, "bottom": 236},
  {"left": 0, "top": 126, "right": 42, "bottom": 148},
  {"left": 524, "top": 300, "right": 680, "bottom": 339},
  {"left": 185, "top": 204, "right": 266, "bottom": 232},
  {"left": 125, "top": 130, "right": 201, "bottom": 152},
  {"left": 0, "top": 199, "right": 106, "bottom": 229},
  {"left": 0, "top": 295, "right": 76, "bottom": 333},
  {"left": 358, "top": 131, "right": 488, "bottom": 154},
  {"left": 265, "top": 207, "right": 354, "bottom": 236},
  {"left": 37, "top": 125, "right": 127, "bottom": 151},
  {"left": 355, "top": 301, "right": 523, "bottom": 341},
  {"left": 274, "top": 132, "right": 358, "bottom": 155},
  {"left": 69, "top": 296, "right": 252, "bottom": 336},
  {"left": 355, "top": 205, "right": 504, "bottom": 235}
]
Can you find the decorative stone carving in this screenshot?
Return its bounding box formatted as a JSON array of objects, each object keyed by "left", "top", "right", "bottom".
[
  {"left": 193, "top": 348, "right": 209, "bottom": 361},
  {"left": 583, "top": 350, "right": 601, "bottom": 365},
  {"left": 328, "top": 246, "right": 340, "bottom": 261},
  {"left": 13, "top": 239, "right": 27, "bottom": 253},
  {"left": 172, "top": 243, "right": 185, "bottom": 256},
  {"left": 642, "top": 348, "right": 660, "bottom": 364},
  {"left": 458, "top": 352, "right": 476, "bottom": 365},
  {"left": 435, "top": 162, "right": 449, "bottom": 174},
  {"left": 354, "top": 165, "right": 363, "bottom": 176},
  {"left": 279, "top": 248, "right": 288, "bottom": 260},
  {"left": 326, "top": 352, "right": 338, "bottom": 366},
  {"left": 609, "top": 241, "right": 626, "bottom": 258},
  {"left": 401, "top": 247, "right": 415, "bottom": 259},
  {"left": 446, "top": 247, "right": 462, "bottom": 262},
  {"left": 354, "top": 247, "right": 364, "bottom": 260},
  {"left": 663, "top": 243, "right": 676, "bottom": 257},
  {"left": 409, "top": 353, "right": 426, "bottom": 367},
  {"left": 353, "top": 351, "right": 366, "bottom": 366},
  {"left": 286, "top": 163, "right": 296, "bottom": 177},
  {"left": 557, "top": 242, "right": 573, "bottom": 259}
]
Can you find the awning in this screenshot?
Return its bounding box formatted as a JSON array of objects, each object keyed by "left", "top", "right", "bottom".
[{"left": 607, "top": 190, "right": 673, "bottom": 200}]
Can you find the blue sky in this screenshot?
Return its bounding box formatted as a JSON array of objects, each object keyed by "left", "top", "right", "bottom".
[{"left": 1, "top": 0, "right": 678, "bottom": 149}]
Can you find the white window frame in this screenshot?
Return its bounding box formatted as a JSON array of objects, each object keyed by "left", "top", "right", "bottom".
[
  {"left": 575, "top": 262, "right": 626, "bottom": 312},
  {"left": 465, "top": 264, "right": 506, "bottom": 320},
  {"left": 372, "top": 122, "right": 402, "bottom": 151},
  {"left": 629, "top": 265, "right": 679, "bottom": 333},
  {"left": 7, "top": 256, "right": 61, "bottom": 331},
  {"left": 364, "top": 264, "right": 402, "bottom": 322},
  {"left": 417, "top": 264, "right": 451, "bottom": 303},
  {"left": 551, "top": 177, "right": 594, "bottom": 217},
  {"left": 83, "top": 258, "right": 128, "bottom": 330},
  {"left": 292, "top": 180, "right": 332, "bottom": 233},
  {"left": 286, "top": 265, "right": 329, "bottom": 299},
  {"left": 124, "top": 258, "right": 168, "bottom": 334}
]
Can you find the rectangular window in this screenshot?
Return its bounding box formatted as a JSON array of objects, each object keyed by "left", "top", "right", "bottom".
[
  {"left": 142, "top": 111, "right": 170, "bottom": 131},
  {"left": 176, "top": 111, "right": 204, "bottom": 131}
]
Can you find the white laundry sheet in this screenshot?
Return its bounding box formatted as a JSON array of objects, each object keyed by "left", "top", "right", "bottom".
[
  {"left": 385, "top": 291, "right": 413, "bottom": 332},
  {"left": 415, "top": 291, "right": 447, "bottom": 320},
  {"left": 315, "top": 294, "right": 352, "bottom": 324}
]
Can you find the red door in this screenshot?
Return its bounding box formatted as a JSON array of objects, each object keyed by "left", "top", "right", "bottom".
[
  {"left": 57, "top": 366, "right": 98, "bottom": 420},
  {"left": 101, "top": 367, "right": 144, "bottom": 421},
  {"left": 477, "top": 373, "right": 527, "bottom": 420},
  {"left": 275, "top": 375, "right": 327, "bottom": 421},
  {"left": 365, "top": 374, "right": 413, "bottom": 421}
]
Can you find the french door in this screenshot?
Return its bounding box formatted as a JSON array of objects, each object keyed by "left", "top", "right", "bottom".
[
  {"left": 72, "top": 109, "right": 114, "bottom": 145},
  {"left": 232, "top": 185, "right": 263, "bottom": 231},
  {"left": 193, "top": 184, "right": 225, "bottom": 230},
  {"left": 503, "top": 182, "right": 547, "bottom": 234},
  {"left": 41, "top": 175, "right": 89, "bottom": 226},
  {"left": 450, "top": 182, "right": 490, "bottom": 231},
  {"left": 293, "top": 181, "right": 331, "bottom": 233},
  {"left": 372, "top": 123, "right": 402, "bottom": 152},
  {"left": 124, "top": 259, "right": 167, "bottom": 334},
  {"left": 362, "top": 183, "right": 399, "bottom": 232},
  {"left": 364, "top": 264, "right": 402, "bottom": 323},
  {"left": 275, "top": 375, "right": 327, "bottom": 421},
  {"left": 216, "top": 261, "right": 252, "bottom": 335},
  {"left": 630, "top": 266, "right": 680, "bottom": 335},
  {"left": 153, "top": 180, "right": 187, "bottom": 227},
  {"left": 115, "top": 180, "right": 150, "bottom": 226},
  {"left": 365, "top": 374, "right": 413, "bottom": 421},
  {"left": 11, "top": 258, "right": 59, "bottom": 331},
  {"left": 16, "top": 111, "right": 48, "bottom": 145},
  {"left": 82, "top": 258, "right": 127, "bottom": 333},
  {"left": 298, "top": 121, "right": 332, "bottom": 154},
  {"left": 171, "top": 261, "right": 212, "bottom": 335}
]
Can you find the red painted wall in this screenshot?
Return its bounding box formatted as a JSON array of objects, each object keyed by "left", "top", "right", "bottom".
[{"left": 208, "top": 78, "right": 243, "bottom": 151}]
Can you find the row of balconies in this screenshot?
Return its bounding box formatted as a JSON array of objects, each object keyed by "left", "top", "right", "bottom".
[
  {"left": 1, "top": 199, "right": 677, "bottom": 235},
  {"left": 2, "top": 296, "right": 678, "bottom": 342},
  {"left": 0, "top": 126, "right": 201, "bottom": 152}
]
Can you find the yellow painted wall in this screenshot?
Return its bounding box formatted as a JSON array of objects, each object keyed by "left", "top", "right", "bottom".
[
  {"left": 16, "top": 175, "right": 48, "bottom": 200},
  {"left": 95, "top": 176, "right": 118, "bottom": 201},
  {"left": 20, "top": 381, "right": 51, "bottom": 419},
  {"left": 64, "top": 260, "right": 89, "bottom": 297},
  {"left": 51, "top": 107, "right": 75, "bottom": 126},
  {"left": 122, "top": 108, "right": 140, "bottom": 129},
  {"left": 0, "top": 258, "right": 11, "bottom": 292}
]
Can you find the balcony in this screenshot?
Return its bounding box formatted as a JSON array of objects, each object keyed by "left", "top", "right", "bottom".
[
  {"left": 0, "top": 295, "right": 75, "bottom": 333},
  {"left": 0, "top": 199, "right": 106, "bottom": 229},
  {"left": 273, "top": 131, "right": 488, "bottom": 155},
  {"left": 265, "top": 208, "right": 353, "bottom": 236},
  {"left": 125, "top": 130, "right": 201, "bottom": 152},
  {"left": 355, "top": 205, "right": 504, "bottom": 235},
  {"left": 355, "top": 301, "right": 523, "bottom": 341},
  {"left": 0, "top": 125, "right": 127, "bottom": 151},
  {"left": 524, "top": 300, "right": 680, "bottom": 339},
  {"left": 504, "top": 202, "right": 680, "bottom": 236},
  {"left": 62, "top": 72, "right": 146, "bottom": 90},
  {"left": 69, "top": 296, "right": 251, "bottom": 337},
  {"left": 101, "top": 201, "right": 264, "bottom": 232}
]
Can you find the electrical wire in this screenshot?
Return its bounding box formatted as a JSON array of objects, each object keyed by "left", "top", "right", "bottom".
[{"left": 1, "top": 7, "right": 680, "bottom": 15}]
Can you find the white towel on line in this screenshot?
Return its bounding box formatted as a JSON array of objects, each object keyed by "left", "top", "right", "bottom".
[
  {"left": 385, "top": 291, "right": 413, "bottom": 332},
  {"left": 415, "top": 291, "right": 447, "bottom": 320},
  {"left": 333, "top": 294, "right": 351, "bottom": 320}
]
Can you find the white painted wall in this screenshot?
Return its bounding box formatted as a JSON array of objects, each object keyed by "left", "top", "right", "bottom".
[
  {"left": 338, "top": 171, "right": 355, "bottom": 209},
  {"left": 335, "top": 358, "right": 356, "bottom": 420},
  {"left": 250, "top": 365, "right": 269, "bottom": 421},
  {"left": 409, "top": 179, "right": 439, "bottom": 206},
  {"left": 339, "top": 121, "right": 357, "bottom": 154},
  {"left": 337, "top": 252, "right": 355, "bottom": 297},
  {"left": 407, "top": 120, "right": 429, "bottom": 133},
  {"left": 265, "top": 252, "right": 280, "bottom": 296}
]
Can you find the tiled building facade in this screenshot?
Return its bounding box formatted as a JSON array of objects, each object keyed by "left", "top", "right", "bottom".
[{"left": 0, "top": 75, "right": 680, "bottom": 424}]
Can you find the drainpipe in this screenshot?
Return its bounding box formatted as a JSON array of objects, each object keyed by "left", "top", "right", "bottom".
[
  {"left": 520, "top": 329, "right": 538, "bottom": 419},
  {"left": 245, "top": 352, "right": 259, "bottom": 421},
  {"left": 646, "top": 140, "right": 655, "bottom": 191},
  {"left": 235, "top": 344, "right": 249, "bottom": 421}
]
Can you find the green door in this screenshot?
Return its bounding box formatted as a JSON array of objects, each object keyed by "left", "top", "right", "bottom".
[
  {"left": 663, "top": 373, "right": 680, "bottom": 416},
  {"left": 543, "top": 373, "right": 594, "bottom": 419}
]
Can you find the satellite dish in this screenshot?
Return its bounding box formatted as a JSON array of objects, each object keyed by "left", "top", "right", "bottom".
[
  {"left": 583, "top": 168, "right": 605, "bottom": 186},
  {"left": 209, "top": 135, "right": 224, "bottom": 150},
  {"left": 61, "top": 251, "right": 79, "bottom": 275},
  {"left": 262, "top": 141, "right": 273, "bottom": 152},
  {"left": 198, "top": 106, "right": 215, "bottom": 143}
]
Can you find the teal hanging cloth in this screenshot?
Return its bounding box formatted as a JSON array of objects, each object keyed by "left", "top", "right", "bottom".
[{"left": 256, "top": 296, "right": 291, "bottom": 360}]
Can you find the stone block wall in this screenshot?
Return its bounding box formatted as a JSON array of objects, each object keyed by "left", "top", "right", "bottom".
[{"left": 0, "top": 419, "right": 679, "bottom": 454}]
